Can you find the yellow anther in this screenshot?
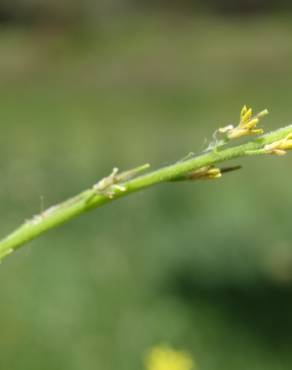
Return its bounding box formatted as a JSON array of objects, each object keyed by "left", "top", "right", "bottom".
[
  {"left": 240, "top": 107, "right": 253, "bottom": 126},
  {"left": 264, "top": 133, "right": 292, "bottom": 156},
  {"left": 204, "top": 167, "right": 222, "bottom": 179},
  {"left": 188, "top": 166, "right": 222, "bottom": 180},
  {"left": 240, "top": 105, "right": 248, "bottom": 117},
  {"left": 245, "top": 118, "right": 259, "bottom": 129}
]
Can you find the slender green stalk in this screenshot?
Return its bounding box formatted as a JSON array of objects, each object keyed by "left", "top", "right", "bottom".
[{"left": 0, "top": 124, "right": 292, "bottom": 261}]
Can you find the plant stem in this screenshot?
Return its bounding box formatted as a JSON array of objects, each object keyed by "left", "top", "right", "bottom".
[{"left": 0, "top": 124, "right": 292, "bottom": 261}]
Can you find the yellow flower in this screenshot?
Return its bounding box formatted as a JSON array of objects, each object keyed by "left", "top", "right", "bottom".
[
  {"left": 188, "top": 166, "right": 221, "bottom": 180},
  {"left": 145, "top": 346, "right": 195, "bottom": 370},
  {"left": 264, "top": 133, "right": 292, "bottom": 156},
  {"left": 219, "top": 105, "right": 268, "bottom": 140}
]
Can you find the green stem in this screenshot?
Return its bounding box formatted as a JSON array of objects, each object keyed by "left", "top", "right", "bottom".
[{"left": 0, "top": 124, "right": 292, "bottom": 261}]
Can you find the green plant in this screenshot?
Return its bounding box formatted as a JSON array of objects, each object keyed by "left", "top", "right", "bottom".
[{"left": 0, "top": 106, "right": 291, "bottom": 261}]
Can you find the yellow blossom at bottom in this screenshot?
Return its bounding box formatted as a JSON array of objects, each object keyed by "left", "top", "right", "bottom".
[{"left": 145, "top": 346, "right": 195, "bottom": 370}]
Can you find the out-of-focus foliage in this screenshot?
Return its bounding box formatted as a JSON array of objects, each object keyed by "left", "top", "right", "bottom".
[
  {"left": 0, "top": 8, "right": 292, "bottom": 370},
  {"left": 0, "top": 0, "right": 292, "bottom": 26}
]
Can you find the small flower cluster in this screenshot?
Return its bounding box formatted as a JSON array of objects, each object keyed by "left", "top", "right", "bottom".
[
  {"left": 145, "top": 346, "right": 195, "bottom": 370},
  {"left": 219, "top": 105, "right": 269, "bottom": 140},
  {"left": 94, "top": 164, "right": 150, "bottom": 198},
  {"left": 264, "top": 133, "right": 292, "bottom": 156},
  {"left": 188, "top": 166, "right": 222, "bottom": 180},
  {"left": 94, "top": 167, "right": 126, "bottom": 198}
]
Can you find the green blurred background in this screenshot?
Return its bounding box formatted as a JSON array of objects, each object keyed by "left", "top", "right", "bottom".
[{"left": 1, "top": 1, "right": 292, "bottom": 369}]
